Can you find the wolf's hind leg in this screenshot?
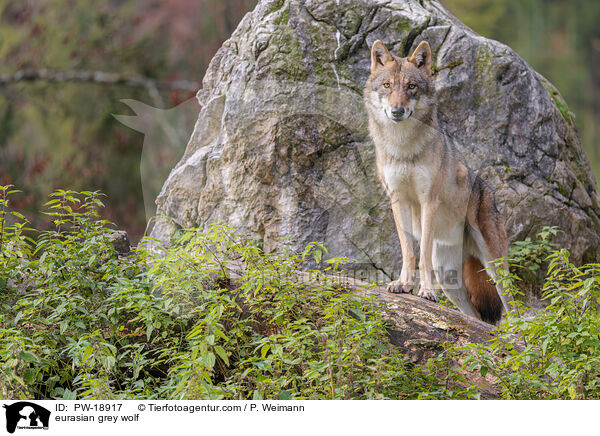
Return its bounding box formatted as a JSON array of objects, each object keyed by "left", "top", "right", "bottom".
[{"left": 432, "top": 241, "right": 481, "bottom": 319}]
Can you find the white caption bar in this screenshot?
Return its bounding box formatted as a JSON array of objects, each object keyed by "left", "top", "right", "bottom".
[{"left": 0, "top": 400, "right": 595, "bottom": 436}]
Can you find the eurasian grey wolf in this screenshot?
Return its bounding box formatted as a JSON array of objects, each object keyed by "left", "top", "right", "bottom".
[{"left": 364, "top": 40, "right": 512, "bottom": 323}]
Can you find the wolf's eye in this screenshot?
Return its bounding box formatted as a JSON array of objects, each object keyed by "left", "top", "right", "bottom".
[
  {"left": 408, "top": 84, "right": 417, "bottom": 90},
  {"left": 383, "top": 82, "right": 391, "bottom": 88}
]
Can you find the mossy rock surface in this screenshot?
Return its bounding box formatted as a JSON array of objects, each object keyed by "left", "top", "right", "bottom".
[{"left": 152, "top": 0, "right": 600, "bottom": 275}]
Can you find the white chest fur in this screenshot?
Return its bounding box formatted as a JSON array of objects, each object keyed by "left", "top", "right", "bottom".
[
  {"left": 381, "top": 161, "right": 409, "bottom": 192},
  {"left": 376, "top": 118, "right": 422, "bottom": 159},
  {"left": 380, "top": 160, "right": 432, "bottom": 200},
  {"left": 370, "top": 115, "right": 435, "bottom": 199}
]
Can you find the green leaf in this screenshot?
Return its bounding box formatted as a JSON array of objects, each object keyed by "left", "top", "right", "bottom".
[
  {"left": 214, "top": 346, "right": 229, "bottom": 365},
  {"left": 204, "top": 352, "right": 216, "bottom": 369},
  {"left": 279, "top": 390, "right": 292, "bottom": 400},
  {"left": 314, "top": 249, "right": 322, "bottom": 264},
  {"left": 11, "top": 211, "right": 26, "bottom": 220},
  {"left": 19, "top": 351, "right": 39, "bottom": 363},
  {"left": 260, "top": 344, "right": 271, "bottom": 359},
  {"left": 541, "top": 338, "right": 551, "bottom": 355},
  {"left": 83, "top": 345, "right": 94, "bottom": 363},
  {"left": 59, "top": 321, "right": 69, "bottom": 335}
]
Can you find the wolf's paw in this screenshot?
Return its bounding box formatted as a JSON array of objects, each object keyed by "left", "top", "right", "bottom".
[
  {"left": 417, "top": 285, "right": 438, "bottom": 302},
  {"left": 386, "top": 279, "right": 413, "bottom": 294}
]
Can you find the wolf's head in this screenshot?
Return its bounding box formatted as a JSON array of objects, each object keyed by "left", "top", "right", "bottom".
[{"left": 364, "top": 40, "right": 434, "bottom": 124}]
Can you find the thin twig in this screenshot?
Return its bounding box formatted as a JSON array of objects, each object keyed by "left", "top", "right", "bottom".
[{"left": 0, "top": 68, "right": 199, "bottom": 92}]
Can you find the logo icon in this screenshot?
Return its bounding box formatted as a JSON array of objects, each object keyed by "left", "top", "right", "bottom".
[{"left": 3, "top": 402, "right": 50, "bottom": 434}]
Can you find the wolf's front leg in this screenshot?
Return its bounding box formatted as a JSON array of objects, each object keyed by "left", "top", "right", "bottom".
[
  {"left": 388, "top": 200, "right": 417, "bottom": 294},
  {"left": 418, "top": 200, "right": 439, "bottom": 301}
]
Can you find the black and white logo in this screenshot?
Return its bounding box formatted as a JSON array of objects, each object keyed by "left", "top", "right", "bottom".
[{"left": 3, "top": 402, "right": 50, "bottom": 434}]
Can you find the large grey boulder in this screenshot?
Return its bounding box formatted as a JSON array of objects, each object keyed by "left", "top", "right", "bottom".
[{"left": 151, "top": 0, "right": 600, "bottom": 278}]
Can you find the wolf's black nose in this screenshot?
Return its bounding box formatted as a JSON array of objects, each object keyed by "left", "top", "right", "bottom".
[{"left": 391, "top": 106, "right": 405, "bottom": 118}]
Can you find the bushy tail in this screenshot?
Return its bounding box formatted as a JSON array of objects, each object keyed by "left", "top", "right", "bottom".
[{"left": 463, "top": 256, "right": 503, "bottom": 324}]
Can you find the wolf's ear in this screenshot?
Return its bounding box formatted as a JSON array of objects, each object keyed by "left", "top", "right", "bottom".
[
  {"left": 408, "top": 41, "right": 432, "bottom": 74},
  {"left": 371, "top": 40, "right": 393, "bottom": 73}
]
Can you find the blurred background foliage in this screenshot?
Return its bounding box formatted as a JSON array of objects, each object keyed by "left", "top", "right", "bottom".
[
  {"left": 0, "top": 0, "right": 256, "bottom": 242},
  {"left": 0, "top": 0, "right": 597, "bottom": 242},
  {"left": 443, "top": 0, "right": 600, "bottom": 183}
]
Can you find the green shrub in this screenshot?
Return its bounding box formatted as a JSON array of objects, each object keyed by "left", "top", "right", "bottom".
[
  {"left": 464, "top": 249, "right": 600, "bottom": 399},
  {"left": 507, "top": 226, "right": 559, "bottom": 294},
  {"left": 0, "top": 187, "right": 471, "bottom": 399},
  {"left": 3, "top": 187, "right": 597, "bottom": 400}
]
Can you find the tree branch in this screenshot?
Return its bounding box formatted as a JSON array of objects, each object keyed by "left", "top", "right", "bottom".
[{"left": 0, "top": 68, "right": 199, "bottom": 92}]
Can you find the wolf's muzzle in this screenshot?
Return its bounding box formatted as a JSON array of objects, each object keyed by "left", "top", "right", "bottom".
[{"left": 391, "top": 106, "right": 405, "bottom": 121}]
